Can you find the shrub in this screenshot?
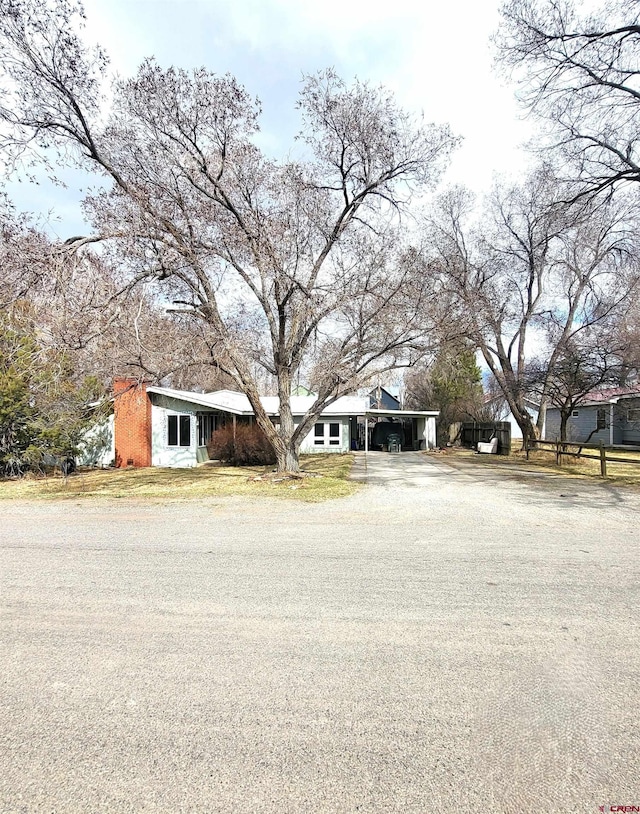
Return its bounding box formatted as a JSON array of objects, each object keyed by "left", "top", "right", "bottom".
[{"left": 207, "top": 422, "right": 276, "bottom": 466}]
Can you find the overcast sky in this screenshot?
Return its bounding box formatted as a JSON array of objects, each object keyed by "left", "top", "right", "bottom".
[{"left": 7, "top": 0, "right": 535, "bottom": 239}]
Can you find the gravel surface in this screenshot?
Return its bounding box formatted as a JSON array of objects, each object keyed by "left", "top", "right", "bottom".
[{"left": 1, "top": 451, "right": 639, "bottom": 813}]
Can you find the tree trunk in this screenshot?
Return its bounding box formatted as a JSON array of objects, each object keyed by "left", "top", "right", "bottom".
[
  {"left": 274, "top": 444, "right": 301, "bottom": 474},
  {"left": 226, "top": 355, "right": 303, "bottom": 474},
  {"left": 271, "top": 370, "right": 299, "bottom": 474},
  {"left": 246, "top": 411, "right": 302, "bottom": 474},
  {"left": 250, "top": 412, "right": 301, "bottom": 474},
  {"left": 478, "top": 350, "right": 538, "bottom": 450},
  {"left": 502, "top": 400, "right": 538, "bottom": 450},
  {"left": 559, "top": 410, "right": 569, "bottom": 444}
]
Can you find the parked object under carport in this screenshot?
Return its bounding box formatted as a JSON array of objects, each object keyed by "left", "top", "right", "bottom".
[
  {"left": 370, "top": 421, "right": 405, "bottom": 451},
  {"left": 387, "top": 433, "right": 402, "bottom": 453}
]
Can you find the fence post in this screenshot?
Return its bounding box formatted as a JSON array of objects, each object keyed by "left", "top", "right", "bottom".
[{"left": 599, "top": 441, "right": 607, "bottom": 478}]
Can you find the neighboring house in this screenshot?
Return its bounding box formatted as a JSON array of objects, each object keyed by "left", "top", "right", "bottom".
[
  {"left": 368, "top": 386, "right": 401, "bottom": 411},
  {"left": 292, "top": 384, "right": 315, "bottom": 396},
  {"left": 544, "top": 388, "right": 640, "bottom": 446},
  {"left": 113, "top": 378, "right": 439, "bottom": 468},
  {"left": 483, "top": 394, "right": 542, "bottom": 440}
]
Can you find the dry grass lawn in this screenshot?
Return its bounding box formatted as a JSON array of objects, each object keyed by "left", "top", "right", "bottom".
[
  {"left": 438, "top": 445, "right": 640, "bottom": 486},
  {"left": 0, "top": 453, "right": 359, "bottom": 503}
]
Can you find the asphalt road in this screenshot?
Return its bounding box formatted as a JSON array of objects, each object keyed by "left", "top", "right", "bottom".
[{"left": 1, "top": 452, "right": 639, "bottom": 813}]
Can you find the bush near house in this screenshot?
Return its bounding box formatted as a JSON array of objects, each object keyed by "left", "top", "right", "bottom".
[{"left": 207, "top": 423, "right": 276, "bottom": 466}]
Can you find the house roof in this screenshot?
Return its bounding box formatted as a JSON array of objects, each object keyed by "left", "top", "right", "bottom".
[
  {"left": 577, "top": 386, "right": 640, "bottom": 406},
  {"left": 146, "top": 386, "right": 369, "bottom": 416},
  {"left": 146, "top": 386, "right": 439, "bottom": 418}
]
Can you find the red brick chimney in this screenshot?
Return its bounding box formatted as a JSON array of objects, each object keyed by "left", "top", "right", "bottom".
[{"left": 113, "top": 378, "right": 152, "bottom": 467}]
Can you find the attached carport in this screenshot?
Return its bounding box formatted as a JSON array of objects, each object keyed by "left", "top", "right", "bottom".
[{"left": 362, "top": 408, "right": 439, "bottom": 452}]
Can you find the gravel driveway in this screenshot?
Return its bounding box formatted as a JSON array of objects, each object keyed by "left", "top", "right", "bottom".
[{"left": 1, "top": 452, "right": 639, "bottom": 813}]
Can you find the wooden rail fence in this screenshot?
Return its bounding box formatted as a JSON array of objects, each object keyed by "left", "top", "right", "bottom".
[{"left": 525, "top": 438, "right": 640, "bottom": 478}]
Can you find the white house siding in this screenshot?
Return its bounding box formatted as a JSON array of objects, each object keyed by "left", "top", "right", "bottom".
[
  {"left": 77, "top": 414, "right": 115, "bottom": 467},
  {"left": 150, "top": 394, "right": 199, "bottom": 468},
  {"left": 298, "top": 416, "right": 351, "bottom": 454},
  {"left": 137, "top": 387, "right": 440, "bottom": 465},
  {"left": 508, "top": 414, "right": 524, "bottom": 440},
  {"left": 412, "top": 416, "right": 435, "bottom": 449}
]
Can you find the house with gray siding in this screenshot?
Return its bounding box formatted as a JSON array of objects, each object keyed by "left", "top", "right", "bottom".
[
  {"left": 368, "top": 386, "right": 401, "bottom": 411},
  {"left": 544, "top": 388, "right": 640, "bottom": 446}
]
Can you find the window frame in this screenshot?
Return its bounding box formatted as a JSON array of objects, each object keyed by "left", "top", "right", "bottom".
[
  {"left": 313, "top": 421, "right": 341, "bottom": 447},
  {"left": 167, "top": 413, "right": 192, "bottom": 447},
  {"left": 596, "top": 408, "right": 606, "bottom": 431}
]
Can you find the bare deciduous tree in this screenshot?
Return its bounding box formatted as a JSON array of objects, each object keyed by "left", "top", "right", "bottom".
[
  {"left": 0, "top": 199, "right": 236, "bottom": 399},
  {"left": 0, "top": 0, "right": 457, "bottom": 471},
  {"left": 496, "top": 0, "right": 640, "bottom": 196},
  {"left": 430, "top": 169, "right": 639, "bottom": 445},
  {"left": 527, "top": 336, "right": 626, "bottom": 443},
  {"left": 0, "top": 195, "right": 59, "bottom": 307}
]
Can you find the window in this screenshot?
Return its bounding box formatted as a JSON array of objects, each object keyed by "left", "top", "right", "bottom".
[
  {"left": 313, "top": 422, "right": 341, "bottom": 447},
  {"left": 571, "top": 410, "right": 579, "bottom": 417},
  {"left": 627, "top": 409, "right": 640, "bottom": 423},
  {"left": 596, "top": 408, "right": 606, "bottom": 431},
  {"left": 168, "top": 414, "right": 191, "bottom": 447}
]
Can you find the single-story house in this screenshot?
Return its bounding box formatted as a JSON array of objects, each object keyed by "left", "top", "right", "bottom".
[
  {"left": 544, "top": 388, "right": 640, "bottom": 446},
  {"left": 111, "top": 378, "right": 439, "bottom": 468}
]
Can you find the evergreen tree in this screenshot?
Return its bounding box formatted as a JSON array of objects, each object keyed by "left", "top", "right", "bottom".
[
  {"left": 0, "top": 309, "right": 106, "bottom": 475},
  {"left": 406, "top": 343, "right": 483, "bottom": 445}
]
